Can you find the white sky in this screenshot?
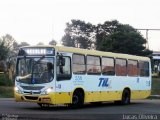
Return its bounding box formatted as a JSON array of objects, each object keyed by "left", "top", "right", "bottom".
[{"left": 0, "top": 0, "right": 160, "bottom": 50}]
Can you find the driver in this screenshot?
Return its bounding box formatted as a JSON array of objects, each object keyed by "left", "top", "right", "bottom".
[{"left": 41, "top": 62, "right": 53, "bottom": 82}]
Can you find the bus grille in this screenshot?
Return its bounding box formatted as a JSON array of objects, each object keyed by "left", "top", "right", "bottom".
[
  {"left": 24, "top": 96, "right": 38, "bottom": 100},
  {"left": 21, "top": 86, "right": 44, "bottom": 90},
  {"left": 23, "top": 91, "right": 41, "bottom": 94}
]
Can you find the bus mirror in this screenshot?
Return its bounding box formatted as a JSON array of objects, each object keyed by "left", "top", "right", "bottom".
[{"left": 60, "top": 58, "right": 65, "bottom": 66}]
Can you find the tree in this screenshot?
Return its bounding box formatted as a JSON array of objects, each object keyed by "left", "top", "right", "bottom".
[
  {"left": 61, "top": 19, "right": 95, "bottom": 49},
  {"left": 62, "top": 19, "right": 152, "bottom": 56},
  {"left": 9, "top": 41, "right": 30, "bottom": 57},
  {"left": 49, "top": 39, "right": 57, "bottom": 45},
  {"left": 62, "top": 34, "right": 76, "bottom": 47},
  {"left": 37, "top": 42, "right": 44, "bottom": 45},
  {"left": 96, "top": 20, "right": 152, "bottom": 56},
  {"left": 0, "top": 34, "right": 15, "bottom": 60},
  {"left": 18, "top": 42, "right": 30, "bottom": 47},
  {"left": 0, "top": 34, "right": 16, "bottom": 74}
]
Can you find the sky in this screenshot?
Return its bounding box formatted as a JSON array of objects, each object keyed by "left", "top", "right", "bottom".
[{"left": 0, "top": 0, "right": 160, "bottom": 51}]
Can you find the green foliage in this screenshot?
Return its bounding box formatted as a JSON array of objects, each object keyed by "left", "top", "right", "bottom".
[
  {"left": 61, "top": 19, "right": 95, "bottom": 49},
  {"left": 18, "top": 42, "right": 30, "bottom": 47},
  {"left": 49, "top": 39, "right": 57, "bottom": 45},
  {"left": 62, "top": 19, "right": 152, "bottom": 56},
  {"left": 96, "top": 20, "right": 152, "bottom": 56},
  {"left": 0, "top": 34, "right": 15, "bottom": 60},
  {"left": 151, "top": 77, "right": 160, "bottom": 95},
  {"left": 0, "top": 74, "right": 14, "bottom": 86},
  {"left": 62, "top": 34, "right": 76, "bottom": 47},
  {"left": 37, "top": 42, "right": 44, "bottom": 45},
  {"left": 0, "top": 86, "right": 14, "bottom": 98}
]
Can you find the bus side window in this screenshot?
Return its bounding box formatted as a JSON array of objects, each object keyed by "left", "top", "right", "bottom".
[
  {"left": 57, "top": 56, "right": 71, "bottom": 81},
  {"left": 102, "top": 57, "right": 115, "bottom": 75},
  {"left": 115, "top": 58, "right": 127, "bottom": 76},
  {"left": 87, "top": 55, "right": 101, "bottom": 74},
  {"left": 128, "top": 60, "right": 138, "bottom": 76},
  {"left": 72, "top": 54, "right": 86, "bottom": 74},
  {"left": 139, "top": 61, "right": 149, "bottom": 77}
]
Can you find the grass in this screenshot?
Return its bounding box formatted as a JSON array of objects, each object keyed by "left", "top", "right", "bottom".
[
  {"left": 0, "top": 77, "right": 159, "bottom": 98},
  {"left": 0, "top": 73, "right": 14, "bottom": 98},
  {"left": 0, "top": 86, "right": 14, "bottom": 98},
  {"left": 0, "top": 74, "right": 14, "bottom": 86},
  {"left": 151, "top": 77, "right": 160, "bottom": 95}
]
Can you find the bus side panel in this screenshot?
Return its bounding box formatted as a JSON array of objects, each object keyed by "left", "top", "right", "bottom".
[
  {"left": 55, "top": 92, "right": 71, "bottom": 104},
  {"left": 85, "top": 91, "right": 101, "bottom": 102},
  {"left": 100, "top": 91, "right": 122, "bottom": 101},
  {"left": 85, "top": 91, "right": 122, "bottom": 102},
  {"left": 55, "top": 79, "right": 72, "bottom": 104},
  {"left": 131, "top": 90, "right": 151, "bottom": 99}
]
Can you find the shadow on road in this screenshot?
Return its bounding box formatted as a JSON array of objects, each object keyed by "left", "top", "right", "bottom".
[{"left": 22, "top": 101, "right": 143, "bottom": 111}]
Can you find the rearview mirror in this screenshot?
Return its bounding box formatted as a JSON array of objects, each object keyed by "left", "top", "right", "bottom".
[
  {"left": 60, "top": 58, "right": 65, "bottom": 66},
  {"left": 57, "top": 55, "right": 65, "bottom": 66}
]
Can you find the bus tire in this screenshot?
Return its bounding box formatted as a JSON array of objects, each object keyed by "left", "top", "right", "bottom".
[
  {"left": 114, "top": 89, "right": 130, "bottom": 105},
  {"left": 71, "top": 91, "right": 84, "bottom": 108},
  {"left": 37, "top": 103, "right": 50, "bottom": 108},
  {"left": 90, "top": 102, "right": 102, "bottom": 105},
  {"left": 121, "top": 89, "right": 131, "bottom": 105}
]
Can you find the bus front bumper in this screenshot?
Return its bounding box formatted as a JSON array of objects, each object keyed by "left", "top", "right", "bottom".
[{"left": 14, "top": 92, "right": 55, "bottom": 104}]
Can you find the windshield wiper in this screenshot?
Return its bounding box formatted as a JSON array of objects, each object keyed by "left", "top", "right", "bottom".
[
  {"left": 34, "top": 55, "right": 45, "bottom": 65},
  {"left": 31, "top": 55, "right": 45, "bottom": 84}
]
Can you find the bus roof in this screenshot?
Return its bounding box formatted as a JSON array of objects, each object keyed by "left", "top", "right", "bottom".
[
  {"left": 20, "top": 45, "right": 150, "bottom": 61},
  {"left": 55, "top": 46, "right": 150, "bottom": 61}
]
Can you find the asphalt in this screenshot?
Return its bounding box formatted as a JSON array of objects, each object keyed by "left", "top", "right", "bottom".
[{"left": 0, "top": 98, "right": 160, "bottom": 120}]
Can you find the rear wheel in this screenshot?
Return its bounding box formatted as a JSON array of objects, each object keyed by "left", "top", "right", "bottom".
[
  {"left": 114, "top": 89, "right": 130, "bottom": 105},
  {"left": 121, "top": 89, "right": 130, "bottom": 105},
  {"left": 90, "top": 102, "right": 102, "bottom": 105}
]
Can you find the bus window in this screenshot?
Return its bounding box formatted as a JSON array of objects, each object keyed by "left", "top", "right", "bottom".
[
  {"left": 87, "top": 55, "right": 101, "bottom": 74},
  {"left": 57, "top": 57, "right": 71, "bottom": 80},
  {"left": 115, "top": 58, "right": 127, "bottom": 76},
  {"left": 139, "top": 61, "right": 149, "bottom": 77},
  {"left": 128, "top": 60, "right": 138, "bottom": 76},
  {"left": 102, "top": 57, "right": 115, "bottom": 75},
  {"left": 72, "top": 54, "right": 85, "bottom": 74}
]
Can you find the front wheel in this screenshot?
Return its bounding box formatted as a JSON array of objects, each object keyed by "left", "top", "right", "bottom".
[
  {"left": 37, "top": 103, "right": 50, "bottom": 108},
  {"left": 70, "top": 91, "right": 84, "bottom": 108}
]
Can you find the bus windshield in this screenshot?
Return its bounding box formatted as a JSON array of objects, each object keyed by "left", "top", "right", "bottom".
[{"left": 16, "top": 57, "right": 54, "bottom": 84}]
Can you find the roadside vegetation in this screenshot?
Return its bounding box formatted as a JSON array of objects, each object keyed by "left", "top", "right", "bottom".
[
  {"left": 0, "top": 74, "right": 14, "bottom": 98},
  {"left": 151, "top": 77, "right": 160, "bottom": 95}
]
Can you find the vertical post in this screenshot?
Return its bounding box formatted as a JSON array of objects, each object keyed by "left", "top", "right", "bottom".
[{"left": 146, "top": 29, "right": 149, "bottom": 49}]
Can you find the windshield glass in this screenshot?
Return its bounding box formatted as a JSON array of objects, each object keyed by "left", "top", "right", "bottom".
[{"left": 16, "top": 57, "right": 54, "bottom": 84}]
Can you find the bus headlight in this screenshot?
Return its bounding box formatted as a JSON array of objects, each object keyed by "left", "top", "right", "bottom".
[
  {"left": 14, "top": 86, "right": 22, "bottom": 94},
  {"left": 41, "top": 87, "right": 53, "bottom": 95}
]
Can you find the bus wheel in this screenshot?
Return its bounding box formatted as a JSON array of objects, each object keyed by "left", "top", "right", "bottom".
[
  {"left": 71, "top": 91, "right": 84, "bottom": 108},
  {"left": 121, "top": 89, "right": 130, "bottom": 105},
  {"left": 37, "top": 103, "right": 50, "bottom": 108},
  {"left": 91, "top": 102, "right": 102, "bottom": 106}
]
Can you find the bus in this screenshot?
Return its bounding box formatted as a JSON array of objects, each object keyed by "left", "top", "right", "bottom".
[{"left": 14, "top": 46, "right": 151, "bottom": 107}]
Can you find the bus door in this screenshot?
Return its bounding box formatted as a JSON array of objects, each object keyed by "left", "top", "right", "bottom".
[{"left": 55, "top": 55, "right": 72, "bottom": 104}]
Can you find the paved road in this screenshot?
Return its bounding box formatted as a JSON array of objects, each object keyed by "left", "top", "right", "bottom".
[{"left": 0, "top": 99, "right": 160, "bottom": 120}]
